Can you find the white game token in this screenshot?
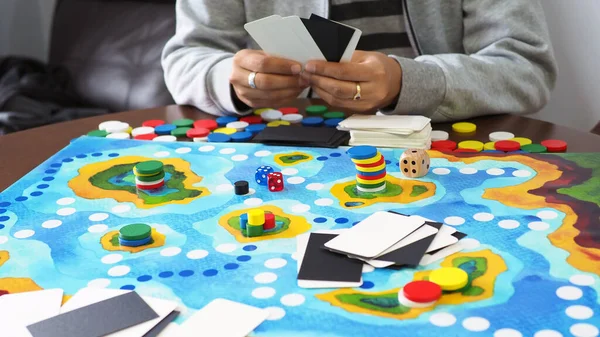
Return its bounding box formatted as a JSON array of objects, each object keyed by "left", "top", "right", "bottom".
[
  {"left": 135, "top": 178, "right": 164, "bottom": 186},
  {"left": 153, "top": 135, "right": 177, "bottom": 142},
  {"left": 489, "top": 131, "right": 515, "bottom": 142},
  {"left": 261, "top": 109, "right": 283, "bottom": 122},
  {"left": 105, "top": 121, "right": 130, "bottom": 134},
  {"left": 131, "top": 126, "right": 155, "bottom": 137},
  {"left": 356, "top": 184, "right": 387, "bottom": 193},
  {"left": 281, "top": 114, "right": 303, "bottom": 124},
  {"left": 226, "top": 121, "right": 250, "bottom": 132},
  {"left": 98, "top": 120, "right": 123, "bottom": 131},
  {"left": 431, "top": 130, "right": 449, "bottom": 141},
  {"left": 193, "top": 137, "right": 208, "bottom": 142},
  {"left": 106, "top": 132, "right": 130, "bottom": 139},
  {"left": 397, "top": 291, "right": 436, "bottom": 308}
]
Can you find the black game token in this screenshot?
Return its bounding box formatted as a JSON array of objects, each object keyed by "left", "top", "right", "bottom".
[{"left": 234, "top": 180, "right": 249, "bottom": 195}]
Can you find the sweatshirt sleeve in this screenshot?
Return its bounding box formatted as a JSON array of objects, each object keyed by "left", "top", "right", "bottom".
[
  {"left": 382, "top": 0, "right": 558, "bottom": 122},
  {"left": 161, "top": 0, "right": 252, "bottom": 116}
]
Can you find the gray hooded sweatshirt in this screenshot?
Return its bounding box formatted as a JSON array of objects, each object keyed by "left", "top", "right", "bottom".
[{"left": 162, "top": 0, "right": 557, "bottom": 122}]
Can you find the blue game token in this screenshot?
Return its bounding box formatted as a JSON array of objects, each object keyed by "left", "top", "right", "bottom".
[
  {"left": 118, "top": 236, "right": 152, "bottom": 247},
  {"left": 240, "top": 213, "right": 248, "bottom": 230},
  {"left": 207, "top": 133, "right": 231, "bottom": 143},
  {"left": 216, "top": 116, "right": 238, "bottom": 127},
  {"left": 347, "top": 145, "right": 378, "bottom": 160},
  {"left": 231, "top": 131, "right": 253, "bottom": 142},
  {"left": 302, "top": 116, "right": 324, "bottom": 127},
  {"left": 154, "top": 124, "right": 176, "bottom": 135},
  {"left": 246, "top": 123, "right": 267, "bottom": 134},
  {"left": 356, "top": 168, "right": 387, "bottom": 177},
  {"left": 324, "top": 118, "right": 344, "bottom": 128}
]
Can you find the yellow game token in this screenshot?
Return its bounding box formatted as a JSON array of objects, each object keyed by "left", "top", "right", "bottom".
[
  {"left": 510, "top": 137, "right": 532, "bottom": 146},
  {"left": 429, "top": 267, "right": 469, "bottom": 291},
  {"left": 126, "top": 126, "right": 133, "bottom": 134},
  {"left": 247, "top": 209, "right": 265, "bottom": 225},
  {"left": 452, "top": 122, "right": 477, "bottom": 134},
  {"left": 254, "top": 108, "right": 273, "bottom": 116},
  {"left": 484, "top": 142, "right": 496, "bottom": 151},
  {"left": 213, "top": 127, "right": 237, "bottom": 135},
  {"left": 354, "top": 163, "right": 386, "bottom": 173},
  {"left": 267, "top": 121, "right": 291, "bottom": 127},
  {"left": 356, "top": 176, "right": 386, "bottom": 185},
  {"left": 351, "top": 153, "right": 382, "bottom": 165},
  {"left": 458, "top": 140, "right": 484, "bottom": 152}
]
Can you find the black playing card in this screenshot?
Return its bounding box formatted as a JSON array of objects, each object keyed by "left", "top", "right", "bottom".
[
  {"left": 252, "top": 126, "right": 349, "bottom": 148},
  {"left": 27, "top": 291, "right": 158, "bottom": 337},
  {"left": 298, "top": 233, "right": 363, "bottom": 282},
  {"left": 309, "top": 14, "right": 355, "bottom": 62},
  {"left": 143, "top": 310, "right": 180, "bottom": 337},
  {"left": 376, "top": 222, "right": 443, "bottom": 267}
]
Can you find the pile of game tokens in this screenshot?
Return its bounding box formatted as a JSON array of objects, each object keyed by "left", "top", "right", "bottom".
[
  {"left": 347, "top": 145, "right": 387, "bottom": 193},
  {"left": 119, "top": 223, "right": 153, "bottom": 247},
  {"left": 239, "top": 209, "right": 276, "bottom": 237},
  {"left": 398, "top": 267, "right": 468, "bottom": 308},
  {"left": 134, "top": 160, "right": 165, "bottom": 190}
]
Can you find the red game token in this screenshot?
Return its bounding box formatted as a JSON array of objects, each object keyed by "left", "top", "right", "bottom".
[
  {"left": 402, "top": 280, "right": 442, "bottom": 303},
  {"left": 357, "top": 172, "right": 387, "bottom": 181},
  {"left": 263, "top": 213, "right": 276, "bottom": 230},
  {"left": 240, "top": 116, "right": 263, "bottom": 125},
  {"left": 454, "top": 148, "right": 478, "bottom": 153},
  {"left": 187, "top": 128, "right": 210, "bottom": 138},
  {"left": 142, "top": 119, "right": 165, "bottom": 128},
  {"left": 194, "top": 119, "right": 218, "bottom": 131},
  {"left": 494, "top": 140, "right": 521, "bottom": 152},
  {"left": 134, "top": 133, "right": 157, "bottom": 141},
  {"left": 541, "top": 139, "right": 567, "bottom": 152},
  {"left": 354, "top": 156, "right": 386, "bottom": 168},
  {"left": 137, "top": 181, "right": 165, "bottom": 190},
  {"left": 279, "top": 107, "right": 299, "bottom": 115},
  {"left": 432, "top": 140, "right": 457, "bottom": 151}
]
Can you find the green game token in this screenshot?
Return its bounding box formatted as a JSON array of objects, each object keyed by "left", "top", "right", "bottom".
[
  {"left": 135, "top": 171, "right": 165, "bottom": 182},
  {"left": 246, "top": 223, "right": 264, "bottom": 237},
  {"left": 306, "top": 105, "right": 328, "bottom": 115},
  {"left": 521, "top": 144, "right": 547, "bottom": 153},
  {"left": 135, "top": 161, "right": 164, "bottom": 175},
  {"left": 87, "top": 130, "right": 108, "bottom": 137},
  {"left": 323, "top": 111, "right": 345, "bottom": 119},
  {"left": 171, "top": 127, "right": 192, "bottom": 138},
  {"left": 356, "top": 180, "right": 386, "bottom": 189},
  {"left": 173, "top": 118, "right": 194, "bottom": 128},
  {"left": 119, "top": 223, "right": 152, "bottom": 241}
]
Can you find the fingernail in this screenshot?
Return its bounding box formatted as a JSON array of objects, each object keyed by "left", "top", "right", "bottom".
[
  {"left": 291, "top": 64, "right": 302, "bottom": 74},
  {"left": 305, "top": 64, "right": 316, "bottom": 73}
]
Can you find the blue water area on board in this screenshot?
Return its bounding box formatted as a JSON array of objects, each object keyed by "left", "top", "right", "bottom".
[{"left": 0, "top": 136, "right": 598, "bottom": 337}]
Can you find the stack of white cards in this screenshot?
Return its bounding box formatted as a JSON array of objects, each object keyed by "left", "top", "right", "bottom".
[{"left": 337, "top": 115, "right": 432, "bottom": 149}]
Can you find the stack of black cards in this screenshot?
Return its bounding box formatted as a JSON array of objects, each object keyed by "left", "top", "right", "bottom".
[
  {"left": 253, "top": 126, "right": 349, "bottom": 148},
  {"left": 244, "top": 14, "right": 362, "bottom": 64},
  {"left": 296, "top": 211, "right": 468, "bottom": 289}
]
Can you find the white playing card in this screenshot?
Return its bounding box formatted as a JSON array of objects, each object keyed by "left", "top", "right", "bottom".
[
  {"left": 324, "top": 211, "right": 425, "bottom": 259},
  {"left": 244, "top": 15, "right": 283, "bottom": 57},
  {"left": 61, "top": 288, "right": 178, "bottom": 337},
  {"left": 338, "top": 115, "right": 431, "bottom": 132},
  {"left": 179, "top": 299, "right": 268, "bottom": 337},
  {"left": 420, "top": 239, "right": 469, "bottom": 266},
  {"left": 245, "top": 15, "right": 312, "bottom": 64},
  {"left": 339, "top": 24, "right": 362, "bottom": 63},
  {"left": 296, "top": 231, "right": 363, "bottom": 289},
  {"left": 364, "top": 224, "right": 439, "bottom": 268},
  {"left": 0, "top": 288, "right": 64, "bottom": 337},
  {"left": 426, "top": 225, "right": 459, "bottom": 253},
  {"left": 281, "top": 16, "right": 326, "bottom": 63}
]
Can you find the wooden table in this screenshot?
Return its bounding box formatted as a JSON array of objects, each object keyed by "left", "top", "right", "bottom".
[{"left": 2, "top": 100, "right": 600, "bottom": 191}]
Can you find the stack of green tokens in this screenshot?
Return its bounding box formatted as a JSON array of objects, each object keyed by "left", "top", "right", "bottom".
[
  {"left": 134, "top": 160, "right": 165, "bottom": 190},
  {"left": 306, "top": 105, "right": 328, "bottom": 115},
  {"left": 119, "top": 223, "right": 152, "bottom": 247},
  {"left": 323, "top": 111, "right": 345, "bottom": 119}
]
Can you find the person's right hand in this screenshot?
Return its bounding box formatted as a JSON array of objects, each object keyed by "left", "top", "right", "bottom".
[{"left": 230, "top": 50, "right": 308, "bottom": 108}]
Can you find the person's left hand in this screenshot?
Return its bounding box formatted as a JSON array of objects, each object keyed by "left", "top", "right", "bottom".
[{"left": 301, "top": 51, "right": 403, "bottom": 113}]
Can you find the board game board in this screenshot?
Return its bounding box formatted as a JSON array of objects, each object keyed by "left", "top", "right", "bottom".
[{"left": 0, "top": 137, "right": 598, "bottom": 337}]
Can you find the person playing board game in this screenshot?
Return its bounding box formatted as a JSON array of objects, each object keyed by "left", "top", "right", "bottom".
[{"left": 162, "top": 0, "right": 557, "bottom": 122}]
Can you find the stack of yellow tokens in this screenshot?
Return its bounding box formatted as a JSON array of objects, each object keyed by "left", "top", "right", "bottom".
[{"left": 429, "top": 267, "right": 469, "bottom": 291}]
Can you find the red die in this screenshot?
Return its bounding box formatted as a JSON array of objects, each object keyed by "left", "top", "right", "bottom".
[{"left": 267, "top": 172, "right": 284, "bottom": 192}]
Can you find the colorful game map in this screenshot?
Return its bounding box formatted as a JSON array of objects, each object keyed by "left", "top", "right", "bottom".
[{"left": 0, "top": 137, "right": 598, "bottom": 337}]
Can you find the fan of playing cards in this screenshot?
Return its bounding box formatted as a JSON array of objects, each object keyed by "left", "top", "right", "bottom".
[
  {"left": 244, "top": 14, "right": 362, "bottom": 64},
  {"left": 296, "top": 211, "right": 468, "bottom": 289}
]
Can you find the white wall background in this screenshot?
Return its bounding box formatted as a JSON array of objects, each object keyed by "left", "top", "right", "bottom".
[{"left": 0, "top": 0, "right": 599, "bottom": 131}]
